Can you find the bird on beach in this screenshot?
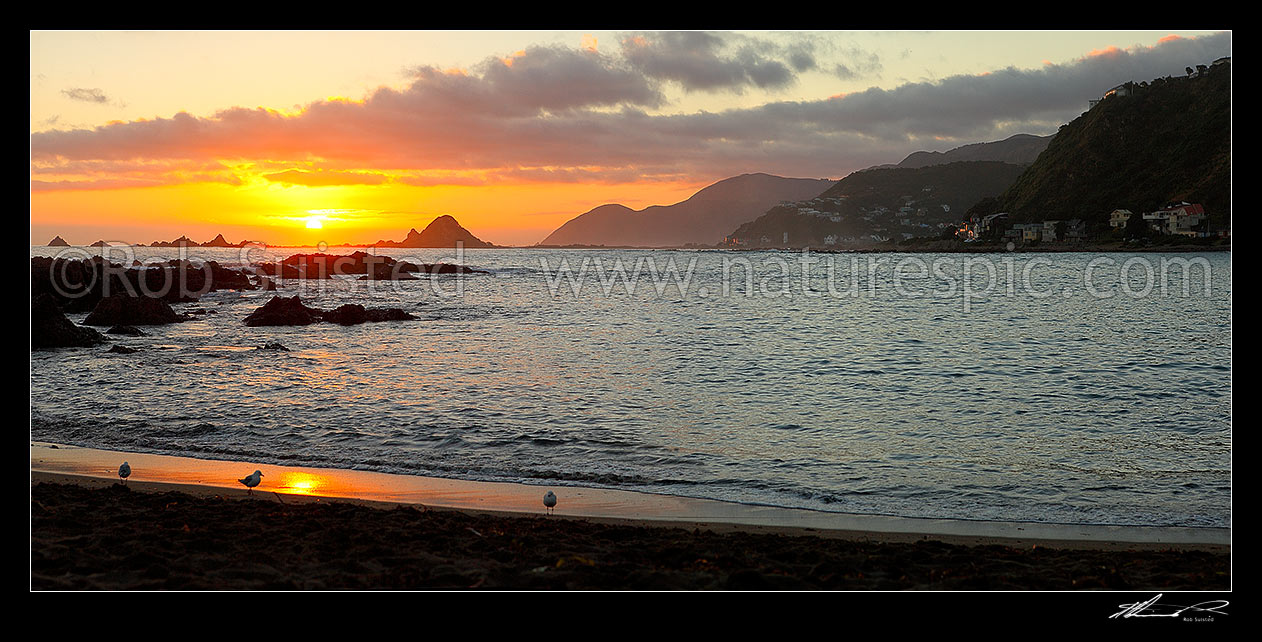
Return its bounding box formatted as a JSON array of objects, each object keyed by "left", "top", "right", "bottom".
[
  {"left": 239, "top": 470, "right": 263, "bottom": 494},
  {"left": 118, "top": 462, "right": 131, "bottom": 484},
  {"left": 543, "top": 490, "right": 557, "bottom": 516}
]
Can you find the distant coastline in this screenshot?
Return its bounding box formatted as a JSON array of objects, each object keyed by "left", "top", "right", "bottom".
[{"left": 35, "top": 241, "right": 1230, "bottom": 253}]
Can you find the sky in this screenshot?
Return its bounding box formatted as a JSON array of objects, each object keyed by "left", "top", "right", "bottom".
[{"left": 30, "top": 30, "right": 1231, "bottom": 246}]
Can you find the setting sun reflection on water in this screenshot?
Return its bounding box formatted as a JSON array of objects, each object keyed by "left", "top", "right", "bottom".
[{"left": 275, "top": 471, "right": 334, "bottom": 495}]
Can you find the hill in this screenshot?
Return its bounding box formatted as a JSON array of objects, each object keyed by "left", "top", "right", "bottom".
[
  {"left": 730, "top": 161, "right": 1028, "bottom": 247},
  {"left": 890, "top": 134, "right": 1052, "bottom": 169},
  {"left": 985, "top": 60, "right": 1231, "bottom": 229},
  {"left": 372, "top": 215, "right": 494, "bottom": 248},
  {"left": 538, "top": 173, "right": 836, "bottom": 247}
]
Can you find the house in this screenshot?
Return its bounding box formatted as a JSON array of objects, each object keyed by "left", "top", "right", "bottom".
[
  {"left": 1065, "top": 219, "right": 1088, "bottom": 242},
  {"left": 967, "top": 212, "right": 1010, "bottom": 239},
  {"left": 1154, "top": 203, "right": 1207, "bottom": 237},
  {"left": 1016, "top": 223, "right": 1042, "bottom": 242},
  {"left": 1043, "top": 220, "right": 1061, "bottom": 242},
  {"left": 1109, "top": 209, "right": 1133, "bottom": 228}
]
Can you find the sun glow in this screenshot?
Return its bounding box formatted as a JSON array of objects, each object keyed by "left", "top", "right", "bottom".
[
  {"left": 277, "top": 472, "right": 328, "bottom": 495},
  {"left": 304, "top": 215, "right": 324, "bottom": 229}
]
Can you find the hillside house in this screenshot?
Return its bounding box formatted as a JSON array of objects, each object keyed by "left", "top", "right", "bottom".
[
  {"left": 1148, "top": 203, "right": 1207, "bottom": 236},
  {"left": 1109, "top": 209, "right": 1133, "bottom": 228},
  {"left": 1043, "top": 220, "right": 1061, "bottom": 242},
  {"left": 1065, "top": 219, "right": 1088, "bottom": 242},
  {"left": 1016, "top": 223, "right": 1042, "bottom": 242}
]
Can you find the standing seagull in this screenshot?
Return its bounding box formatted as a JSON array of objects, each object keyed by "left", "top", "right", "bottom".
[
  {"left": 543, "top": 490, "right": 557, "bottom": 516},
  {"left": 239, "top": 470, "right": 263, "bottom": 494},
  {"left": 118, "top": 462, "right": 131, "bottom": 485}
]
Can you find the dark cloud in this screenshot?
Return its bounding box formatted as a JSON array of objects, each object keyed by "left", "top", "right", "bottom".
[
  {"left": 61, "top": 88, "right": 110, "bottom": 104},
  {"left": 620, "top": 31, "right": 801, "bottom": 92},
  {"left": 404, "top": 45, "right": 663, "bottom": 115},
  {"left": 31, "top": 32, "right": 1232, "bottom": 188}
]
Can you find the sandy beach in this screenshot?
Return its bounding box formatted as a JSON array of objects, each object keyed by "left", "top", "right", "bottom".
[{"left": 31, "top": 467, "right": 1230, "bottom": 590}]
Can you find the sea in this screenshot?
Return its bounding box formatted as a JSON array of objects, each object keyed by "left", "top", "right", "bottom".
[{"left": 29, "top": 245, "right": 1232, "bottom": 529}]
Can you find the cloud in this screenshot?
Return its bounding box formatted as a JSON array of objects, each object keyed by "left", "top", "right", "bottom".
[
  {"left": 620, "top": 31, "right": 802, "bottom": 92},
  {"left": 408, "top": 44, "right": 663, "bottom": 114},
  {"left": 263, "top": 169, "right": 389, "bottom": 186},
  {"left": 832, "top": 49, "right": 883, "bottom": 80},
  {"left": 61, "top": 88, "right": 110, "bottom": 104},
  {"left": 31, "top": 32, "right": 1231, "bottom": 189}
]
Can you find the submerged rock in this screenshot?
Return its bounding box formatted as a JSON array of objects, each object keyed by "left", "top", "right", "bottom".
[
  {"left": 258, "top": 342, "right": 290, "bottom": 351},
  {"left": 364, "top": 308, "right": 416, "bottom": 322},
  {"left": 83, "top": 295, "right": 185, "bottom": 326},
  {"left": 107, "top": 345, "right": 139, "bottom": 354},
  {"left": 106, "top": 325, "right": 147, "bottom": 336},
  {"left": 31, "top": 294, "right": 106, "bottom": 349}
]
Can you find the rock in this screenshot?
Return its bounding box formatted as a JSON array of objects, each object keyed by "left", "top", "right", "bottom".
[
  {"left": 254, "top": 262, "right": 327, "bottom": 279},
  {"left": 31, "top": 294, "right": 106, "bottom": 349},
  {"left": 243, "top": 296, "right": 324, "bottom": 326},
  {"left": 256, "top": 276, "right": 278, "bottom": 291},
  {"left": 420, "top": 263, "right": 486, "bottom": 274},
  {"left": 365, "top": 308, "right": 416, "bottom": 322},
  {"left": 202, "top": 261, "right": 256, "bottom": 290},
  {"left": 322, "top": 304, "right": 368, "bottom": 326},
  {"left": 83, "top": 295, "right": 185, "bottom": 326},
  {"left": 106, "top": 325, "right": 147, "bottom": 336},
  {"left": 107, "top": 345, "right": 139, "bottom": 354},
  {"left": 359, "top": 273, "right": 419, "bottom": 280},
  {"left": 258, "top": 342, "right": 290, "bottom": 351}
]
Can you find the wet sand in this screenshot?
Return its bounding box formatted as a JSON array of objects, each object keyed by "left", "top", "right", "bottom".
[{"left": 31, "top": 476, "right": 1230, "bottom": 590}]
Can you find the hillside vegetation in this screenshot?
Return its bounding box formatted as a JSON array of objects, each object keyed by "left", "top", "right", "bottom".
[
  {"left": 731, "top": 161, "right": 1027, "bottom": 246},
  {"left": 991, "top": 61, "right": 1231, "bottom": 228}
]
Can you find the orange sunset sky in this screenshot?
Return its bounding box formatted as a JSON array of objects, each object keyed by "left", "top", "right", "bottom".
[{"left": 30, "top": 30, "right": 1230, "bottom": 246}]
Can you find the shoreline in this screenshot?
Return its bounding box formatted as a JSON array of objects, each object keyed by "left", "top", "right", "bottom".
[
  {"left": 33, "top": 243, "right": 1230, "bottom": 253},
  {"left": 30, "top": 442, "right": 1229, "bottom": 552}
]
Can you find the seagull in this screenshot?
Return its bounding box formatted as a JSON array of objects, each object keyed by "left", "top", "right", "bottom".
[
  {"left": 239, "top": 470, "right": 263, "bottom": 494},
  {"left": 118, "top": 462, "right": 131, "bottom": 484},
  {"left": 543, "top": 490, "right": 557, "bottom": 516}
]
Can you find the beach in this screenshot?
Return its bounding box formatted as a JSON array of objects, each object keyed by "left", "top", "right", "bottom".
[{"left": 30, "top": 462, "right": 1230, "bottom": 591}]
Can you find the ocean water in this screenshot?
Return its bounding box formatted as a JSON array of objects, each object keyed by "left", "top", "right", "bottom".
[{"left": 29, "top": 245, "right": 1232, "bottom": 528}]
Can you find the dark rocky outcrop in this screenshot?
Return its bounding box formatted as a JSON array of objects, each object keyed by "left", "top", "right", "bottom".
[
  {"left": 107, "top": 345, "right": 139, "bottom": 354},
  {"left": 243, "top": 296, "right": 417, "bottom": 327},
  {"left": 83, "top": 295, "right": 186, "bottom": 326},
  {"left": 323, "top": 304, "right": 369, "bottom": 326},
  {"left": 259, "top": 252, "right": 487, "bottom": 279},
  {"left": 243, "top": 296, "right": 324, "bottom": 327},
  {"left": 31, "top": 294, "right": 106, "bottom": 349},
  {"left": 32, "top": 256, "right": 257, "bottom": 313}
]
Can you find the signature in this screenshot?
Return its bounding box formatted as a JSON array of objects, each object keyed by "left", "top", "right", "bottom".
[{"left": 1110, "top": 594, "right": 1229, "bottom": 619}]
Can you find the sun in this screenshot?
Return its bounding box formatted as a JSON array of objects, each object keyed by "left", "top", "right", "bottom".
[{"left": 304, "top": 216, "right": 324, "bottom": 229}]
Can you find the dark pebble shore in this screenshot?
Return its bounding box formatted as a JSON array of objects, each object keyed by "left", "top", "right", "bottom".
[{"left": 30, "top": 482, "right": 1230, "bottom": 591}]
